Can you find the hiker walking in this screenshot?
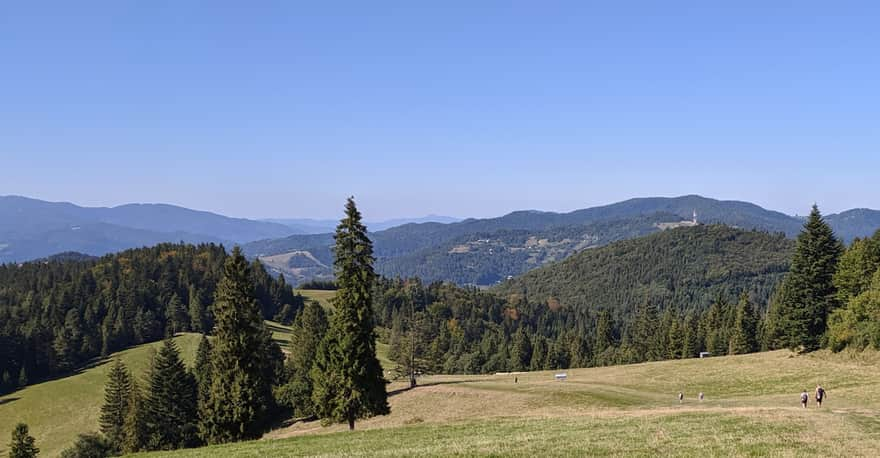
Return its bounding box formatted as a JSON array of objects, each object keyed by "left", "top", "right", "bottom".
[
  {"left": 800, "top": 389, "right": 809, "bottom": 408},
  {"left": 698, "top": 392, "right": 704, "bottom": 402},
  {"left": 815, "top": 385, "right": 826, "bottom": 407},
  {"left": 678, "top": 392, "right": 684, "bottom": 403}
]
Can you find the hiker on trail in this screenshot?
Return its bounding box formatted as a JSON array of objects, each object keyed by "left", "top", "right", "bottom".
[
  {"left": 699, "top": 392, "right": 704, "bottom": 402},
  {"left": 815, "top": 385, "right": 826, "bottom": 407},
  {"left": 678, "top": 392, "right": 683, "bottom": 403},
  {"left": 514, "top": 377, "right": 518, "bottom": 384},
  {"left": 800, "top": 390, "right": 809, "bottom": 408}
]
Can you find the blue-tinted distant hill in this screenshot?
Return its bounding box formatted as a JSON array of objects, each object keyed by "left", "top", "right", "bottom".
[
  {"left": 264, "top": 215, "right": 462, "bottom": 234},
  {"left": 0, "top": 196, "right": 296, "bottom": 263},
  {"left": 244, "top": 195, "right": 880, "bottom": 286},
  {"left": 826, "top": 209, "right": 880, "bottom": 244}
]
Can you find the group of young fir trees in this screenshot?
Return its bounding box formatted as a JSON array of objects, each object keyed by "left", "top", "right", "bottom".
[{"left": 85, "top": 198, "right": 388, "bottom": 456}]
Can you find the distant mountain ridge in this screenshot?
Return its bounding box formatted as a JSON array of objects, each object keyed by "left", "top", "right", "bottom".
[
  {"left": 264, "top": 214, "right": 462, "bottom": 234},
  {"left": 0, "top": 196, "right": 296, "bottom": 263},
  {"left": 244, "top": 195, "right": 880, "bottom": 286},
  {"left": 4, "top": 194, "right": 879, "bottom": 284}
]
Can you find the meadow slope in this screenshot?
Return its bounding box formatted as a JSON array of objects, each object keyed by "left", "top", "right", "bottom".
[
  {"left": 137, "top": 349, "right": 880, "bottom": 457},
  {"left": 0, "top": 334, "right": 202, "bottom": 458}
]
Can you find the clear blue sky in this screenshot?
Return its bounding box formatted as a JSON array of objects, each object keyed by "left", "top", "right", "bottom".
[{"left": 2, "top": 1, "right": 878, "bottom": 220}]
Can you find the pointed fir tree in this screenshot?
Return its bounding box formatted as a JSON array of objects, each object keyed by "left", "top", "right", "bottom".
[
  {"left": 100, "top": 359, "right": 133, "bottom": 451},
  {"left": 121, "top": 379, "right": 147, "bottom": 454},
  {"left": 276, "top": 301, "right": 327, "bottom": 418},
  {"left": 766, "top": 205, "right": 843, "bottom": 351},
  {"left": 202, "top": 247, "right": 281, "bottom": 444},
  {"left": 729, "top": 293, "right": 760, "bottom": 355},
  {"left": 529, "top": 335, "right": 547, "bottom": 371},
  {"left": 681, "top": 313, "right": 700, "bottom": 358},
  {"left": 311, "top": 197, "right": 389, "bottom": 430},
  {"left": 9, "top": 423, "right": 38, "bottom": 458},
  {"left": 166, "top": 293, "right": 188, "bottom": 335},
  {"left": 631, "top": 299, "right": 661, "bottom": 361},
  {"left": 509, "top": 327, "right": 532, "bottom": 371},
  {"left": 142, "top": 338, "right": 199, "bottom": 450},
  {"left": 666, "top": 317, "right": 683, "bottom": 359},
  {"left": 593, "top": 310, "right": 614, "bottom": 362},
  {"left": 192, "top": 335, "right": 214, "bottom": 442},
  {"left": 188, "top": 286, "right": 206, "bottom": 333}
]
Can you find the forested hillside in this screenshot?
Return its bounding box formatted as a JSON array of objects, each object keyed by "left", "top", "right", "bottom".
[
  {"left": 245, "top": 195, "right": 876, "bottom": 286},
  {"left": 496, "top": 225, "right": 793, "bottom": 318},
  {"left": 375, "top": 214, "right": 676, "bottom": 285},
  {"left": 0, "top": 243, "right": 303, "bottom": 393},
  {"left": 373, "top": 226, "right": 794, "bottom": 376}
]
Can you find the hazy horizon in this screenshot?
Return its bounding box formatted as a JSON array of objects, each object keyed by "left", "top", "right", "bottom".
[
  {"left": 1, "top": 192, "right": 869, "bottom": 223},
  {"left": 3, "top": 2, "right": 879, "bottom": 219}
]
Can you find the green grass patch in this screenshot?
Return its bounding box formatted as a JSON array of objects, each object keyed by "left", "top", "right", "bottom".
[
  {"left": 0, "top": 334, "right": 202, "bottom": 458},
  {"left": 295, "top": 289, "right": 335, "bottom": 309}
]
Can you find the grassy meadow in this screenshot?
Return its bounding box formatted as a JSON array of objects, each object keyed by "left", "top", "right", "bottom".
[
  {"left": 135, "top": 349, "right": 880, "bottom": 457},
  {"left": 6, "top": 312, "right": 880, "bottom": 457},
  {"left": 0, "top": 334, "right": 202, "bottom": 458},
  {"left": 295, "top": 289, "right": 336, "bottom": 310}
]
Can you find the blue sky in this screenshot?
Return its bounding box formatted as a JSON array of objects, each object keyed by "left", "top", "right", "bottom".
[{"left": 2, "top": 1, "right": 878, "bottom": 219}]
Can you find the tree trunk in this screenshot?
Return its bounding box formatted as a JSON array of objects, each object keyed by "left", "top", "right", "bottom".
[{"left": 348, "top": 417, "right": 355, "bottom": 431}]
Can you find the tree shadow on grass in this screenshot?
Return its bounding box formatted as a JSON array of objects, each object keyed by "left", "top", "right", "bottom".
[
  {"left": 0, "top": 397, "right": 20, "bottom": 406},
  {"left": 388, "top": 379, "right": 485, "bottom": 397}
]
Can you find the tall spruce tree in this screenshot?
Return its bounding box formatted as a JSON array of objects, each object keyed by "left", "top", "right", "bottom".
[
  {"left": 767, "top": 205, "right": 843, "bottom": 351},
  {"left": 193, "top": 335, "right": 213, "bottom": 441},
  {"left": 729, "top": 293, "right": 759, "bottom": 355},
  {"left": 121, "top": 379, "right": 147, "bottom": 454},
  {"left": 631, "top": 299, "right": 661, "bottom": 361},
  {"left": 9, "top": 423, "right": 38, "bottom": 458},
  {"left": 509, "top": 327, "right": 532, "bottom": 371},
  {"left": 593, "top": 310, "right": 614, "bottom": 359},
  {"left": 202, "top": 247, "right": 280, "bottom": 443},
  {"left": 142, "top": 339, "right": 198, "bottom": 450},
  {"left": 276, "top": 301, "right": 327, "bottom": 418},
  {"left": 681, "top": 313, "right": 700, "bottom": 358},
  {"left": 311, "top": 197, "right": 389, "bottom": 430},
  {"left": 99, "top": 359, "right": 133, "bottom": 451}
]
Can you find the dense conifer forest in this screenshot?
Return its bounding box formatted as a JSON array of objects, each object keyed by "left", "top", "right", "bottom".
[{"left": 0, "top": 243, "right": 302, "bottom": 394}]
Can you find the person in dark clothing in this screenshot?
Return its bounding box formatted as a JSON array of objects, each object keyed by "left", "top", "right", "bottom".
[
  {"left": 815, "top": 385, "right": 826, "bottom": 407},
  {"left": 800, "top": 390, "right": 809, "bottom": 408}
]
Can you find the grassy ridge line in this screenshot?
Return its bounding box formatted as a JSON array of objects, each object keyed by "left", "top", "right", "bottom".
[
  {"left": 0, "top": 334, "right": 203, "bottom": 458},
  {"left": 295, "top": 289, "right": 336, "bottom": 310}
]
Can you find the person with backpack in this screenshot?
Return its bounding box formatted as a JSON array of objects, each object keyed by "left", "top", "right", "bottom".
[
  {"left": 800, "top": 390, "right": 809, "bottom": 408},
  {"left": 815, "top": 385, "right": 826, "bottom": 407},
  {"left": 678, "top": 392, "right": 684, "bottom": 404}
]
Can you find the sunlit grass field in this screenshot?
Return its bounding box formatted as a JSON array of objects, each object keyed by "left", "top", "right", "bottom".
[
  {"left": 295, "top": 289, "right": 336, "bottom": 310},
  {"left": 6, "top": 312, "right": 880, "bottom": 457},
  {"left": 138, "top": 349, "right": 880, "bottom": 457}
]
